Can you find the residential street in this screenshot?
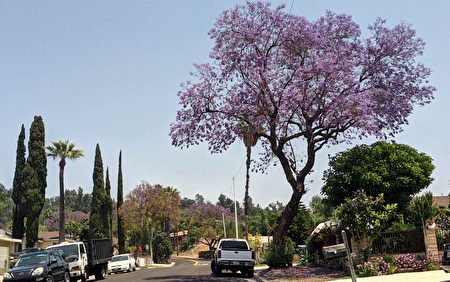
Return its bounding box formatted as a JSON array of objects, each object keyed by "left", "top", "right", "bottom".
[{"left": 99, "top": 258, "right": 255, "bottom": 282}]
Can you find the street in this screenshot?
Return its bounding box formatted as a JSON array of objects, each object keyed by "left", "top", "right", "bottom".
[{"left": 100, "top": 258, "right": 255, "bottom": 282}]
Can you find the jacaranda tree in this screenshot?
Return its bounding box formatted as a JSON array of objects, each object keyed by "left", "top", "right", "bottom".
[{"left": 169, "top": 2, "right": 434, "bottom": 266}]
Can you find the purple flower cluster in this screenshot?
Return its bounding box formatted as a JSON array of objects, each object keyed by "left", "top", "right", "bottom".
[{"left": 394, "top": 254, "right": 427, "bottom": 270}]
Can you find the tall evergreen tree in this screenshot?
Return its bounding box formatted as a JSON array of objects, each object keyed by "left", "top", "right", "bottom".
[
  {"left": 46, "top": 140, "right": 84, "bottom": 243},
  {"left": 105, "top": 167, "right": 113, "bottom": 241},
  {"left": 117, "top": 151, "right": 125, "bottom": 253},
  {"left": 12, "top": 125, "right": 26, "bottom": 239},
  {"left": 23, "top": 163, "right": 41, "bottom": 247},
  {"left": 89, "top": 144, "right": 109, "bottom": 238},
  {"left": 25, "top": 116, "right": 47, "bottom": 247}
]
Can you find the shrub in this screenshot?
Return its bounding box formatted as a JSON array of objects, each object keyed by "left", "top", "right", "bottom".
[
  {"left": 198, "top": 250, "right": 213, "bottom": 259},
  {"left": 262, "top": 238, "right": 295, "bottom": 268},
  {"left": 355, "top": 262, "right": 378, "bottom": 277},
  {"left": 393, "top": 254, "right": 427, "bottom": 270},
  {"left": 152, "top": 232, "right": 174, "bottom": 263}
]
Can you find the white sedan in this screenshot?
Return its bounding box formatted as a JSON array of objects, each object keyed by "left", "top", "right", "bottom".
[{"left": 108, "top": 254, "right": 136, "bottom": 274}]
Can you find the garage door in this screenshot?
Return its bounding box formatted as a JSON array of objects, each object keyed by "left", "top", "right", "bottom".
[{"left": 0, "top": 246, "right": 8, "bottom": 268}]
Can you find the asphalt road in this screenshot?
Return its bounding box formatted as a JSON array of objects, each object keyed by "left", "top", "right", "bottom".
[{"left": 101, "top": 258, "right": 256, "bottom": 282}]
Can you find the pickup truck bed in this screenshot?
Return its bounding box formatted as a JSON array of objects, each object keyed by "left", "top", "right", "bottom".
[{"left": 211, "top": 239, "right": 255, "bottom": 278}]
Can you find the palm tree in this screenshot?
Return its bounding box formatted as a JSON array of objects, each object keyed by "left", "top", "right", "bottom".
[
  {"left": 241, "top": 123, "right": 258, "bottom": 241},
  {"left": 408, "top": 192, "right": 440, "bottom": 257},
  {"left": 47, "top": 140, "right": 84, "bottom": 243}
]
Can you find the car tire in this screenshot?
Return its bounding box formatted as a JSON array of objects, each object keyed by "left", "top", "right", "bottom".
[
  {"left": 80, "top": 270, "right": 88, "bottom": 282},
  {"left": 46, "top": 275, "right": 55, "bottom": 282},
  {"left": 63, "top": 272, "right": 70, "bottom": 282},
  {"left": 94, "top": 265, "right": 107, "bottom": 280}
]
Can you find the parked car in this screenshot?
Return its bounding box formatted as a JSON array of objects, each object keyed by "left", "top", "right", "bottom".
[
  {"left": 108, "top": 254, "right": 136, "bottom": 274},
  {"left": 442, "top": 243, "right": 450, "bottom": 273},
  {"left": 211, "top": 238, "right": 255, "bottom": 278},
  {"left": 3, "top": 249, "right": 70, "bottom": 282}
]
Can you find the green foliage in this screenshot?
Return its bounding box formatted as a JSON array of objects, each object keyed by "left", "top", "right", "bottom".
[
  {"left": 89, "top": 144, "right": 110, "bottom": 239},
  {"left": 117, "top": 151, "right": 126, "bottom": 254},
  {"left": 0, "top": 185, "right": 13, "bottom": 230},
  {"left": 309, "top": 195, "right": 334, "bottom": 226},
  {"left": 152, "top": 232, "right": 174, "bottom": 263},
  {"left": 105, "top": 168, "right": 113, "bottom": 241},
  {"left": 336, "top": 191, "right": 397, "bottom": 243},
  {"left": 198, "top": 250, "right": 213, "bottom": 259},
  {"left": 12, "top": 124, "right": 26, "bottom": 239},
  {"left": 27, "top": 116, "right": 47, "bottom": 195},
  {"left": 262, "top": 238, "right": 295, "bottom": 268},
  {"left": 406, "top": 192, "right": 440, "bottom": 227},
  {"left": 287, "top": 203, "right": 314, "bottom": 245},
  {"left": 322, "top": 141, "right": 434, "bottom": 213},
  {"left": 23, "top": 116, "right": 47, "bottom": 247}
]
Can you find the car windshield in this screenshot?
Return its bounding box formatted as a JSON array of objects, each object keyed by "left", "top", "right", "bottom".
[
  {"left": 111, "top": 255, "right": 128, "bottom": 262},
  {"left": 220, "top": 241, "right": 249, "bottom": 250},
  {"left": 15, "top": 253, "right": 48, "bottom": 267},
  {"left": 48, "top": 244, "right": 78, "bottom": 257}
]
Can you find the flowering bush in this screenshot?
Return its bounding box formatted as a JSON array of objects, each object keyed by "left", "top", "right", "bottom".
[{"left": 394, "top": 254, "right": 427, "bottom": 270}]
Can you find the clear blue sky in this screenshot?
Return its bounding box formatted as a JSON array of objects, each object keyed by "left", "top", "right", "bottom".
[{"left": 1, "top": 1, "right": 449, "bottom": 207}]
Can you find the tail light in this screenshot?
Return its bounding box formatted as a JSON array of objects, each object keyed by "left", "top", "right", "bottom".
[{"left": 218, "top": 250, "right": 221, "bottom": 258}]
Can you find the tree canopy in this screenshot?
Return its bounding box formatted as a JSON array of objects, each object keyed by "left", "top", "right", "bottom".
[
  {"left": 322, "top": 141, "right": 434, "bottom": 212},
  {"left": 169, "top": 2, "right": 434, "bottom": 261}
]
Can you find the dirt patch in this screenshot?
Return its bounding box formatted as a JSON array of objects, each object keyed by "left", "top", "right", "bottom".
[{"left": 257, "top": 265, "right": 346, "bottom": 281}]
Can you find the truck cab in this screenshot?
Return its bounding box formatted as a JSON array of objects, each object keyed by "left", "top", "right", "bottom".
[{"left": 47, "top": 242, "right": 88, "bottom": 282}]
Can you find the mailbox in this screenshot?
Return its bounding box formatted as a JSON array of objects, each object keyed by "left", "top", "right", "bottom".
[{"left": 322, "top": 243, "right": 347, "bottom": 260}]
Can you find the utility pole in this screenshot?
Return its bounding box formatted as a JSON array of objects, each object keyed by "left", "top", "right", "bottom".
[{"left": 233, "top": 177, "right": 239, "bottom": 239}]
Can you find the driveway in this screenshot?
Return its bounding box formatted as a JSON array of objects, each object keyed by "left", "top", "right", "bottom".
[{"left": 331, "top": 270, "right": 450, "bottom": 282}]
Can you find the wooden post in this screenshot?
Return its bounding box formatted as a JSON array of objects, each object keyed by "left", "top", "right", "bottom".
[{"left": 341, "top": 230, "right": 357, "bottom": 282}]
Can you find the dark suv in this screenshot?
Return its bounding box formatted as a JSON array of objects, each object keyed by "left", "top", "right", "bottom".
[
  {"left": 4, "top": 249, "right": 70, "bottom": 282},
  {"left": 443, "top": 243, "right": 450, "bottom": 273}
]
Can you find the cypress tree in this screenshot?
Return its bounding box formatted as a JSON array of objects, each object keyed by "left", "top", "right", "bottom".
[
  {"left": 25, "top": 116, "right": 47, "bottom": 247},
  {"left": 12, "top": 125, "right": 26, "bottom": 239},
  {"left": 105, "top": 167, "right": 113, "bottom": 241},
  {"left": 117, "top": 151, "right": 125, "bottom": 253},
  {"left": 89, "top": 144, "right": 109, "bottom": 238}
]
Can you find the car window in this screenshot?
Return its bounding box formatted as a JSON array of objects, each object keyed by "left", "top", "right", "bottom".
[
  {"left": 111, "top": 255, "right": 128, "bottom": 262},
  {"left": 16, "top": 253, "right": 49, "bottom": 267},
  {"left": 219, "top": 241, "right": 249, "bottom": 250},
  {"left": 48, "top": 244, "right": 79, "bottom": 258}
]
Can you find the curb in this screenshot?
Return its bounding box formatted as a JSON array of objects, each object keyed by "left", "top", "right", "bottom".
[{"left": 146, "top": 261, "right": 175, "bottom": 269}]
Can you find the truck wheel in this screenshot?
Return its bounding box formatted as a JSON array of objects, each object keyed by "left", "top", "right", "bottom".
[
  {"left": 215, "top": 265, "right": 222, "bottom": 277},
  {"left": 80, "top": 270, "right": 88, "bottom": 282},
  {"left": 94, "top": 266, "right": 107, "bottom": 280},
  {"left": 246, "top": 268, "right": 254, "bottom": 278}
]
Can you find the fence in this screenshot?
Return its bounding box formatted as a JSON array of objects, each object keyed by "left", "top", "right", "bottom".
[
  {"left": 435, "top": 228, "right": 450, "bottom": 251},
  {"left": 371, "top": 228, "right": 425, "bottom": 255}
]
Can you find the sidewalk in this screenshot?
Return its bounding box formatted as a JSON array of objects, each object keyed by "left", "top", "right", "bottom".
[{"left": 330, "top": 270, "right": 449, "bottom": 282}]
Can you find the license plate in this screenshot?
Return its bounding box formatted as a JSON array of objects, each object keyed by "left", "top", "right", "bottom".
[{"left": 232, "top": 261, "right": 240, "bottom": 265}]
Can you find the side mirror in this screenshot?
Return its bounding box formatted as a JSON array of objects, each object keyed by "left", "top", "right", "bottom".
[{"left": 51, "top": 258, "right": 57, "bottom": 264}]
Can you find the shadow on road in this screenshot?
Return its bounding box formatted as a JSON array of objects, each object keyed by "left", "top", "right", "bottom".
[{"left": 143, "top": 273, "right": 251, "bottom": 281}]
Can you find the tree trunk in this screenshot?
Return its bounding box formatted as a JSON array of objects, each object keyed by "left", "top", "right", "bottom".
[
  {"left": 244, "top": 145, "right": 251, "bottom": 241},
  {"left": 272, "top": 186, "right": 303, "bottom": 263},
  {"left": 59, "top": 159, "right": 66, "bottom": 243}
]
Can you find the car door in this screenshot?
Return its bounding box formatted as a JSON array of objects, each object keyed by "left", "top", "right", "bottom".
[{"left": 49, "top": 252, "right": 64, "bottom": 280}]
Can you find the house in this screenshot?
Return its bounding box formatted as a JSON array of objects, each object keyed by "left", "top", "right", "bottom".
[
  {"left": 433, "top": 195, "right": 450, "bottom": 208},
  {"left": 36, "top": 231, "right": 77, "bottom": 249},
  {"left": 0, "top": 229, "right": 22, "bottom": 269}
]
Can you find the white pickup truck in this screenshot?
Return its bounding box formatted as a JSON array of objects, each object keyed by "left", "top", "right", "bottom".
[{"left": 211, "top": 238, "right": 255, "bottom": 277}]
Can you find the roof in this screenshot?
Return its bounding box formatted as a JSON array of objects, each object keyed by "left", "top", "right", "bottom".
[
  {"left": 0, "top": 229, "right": 22, "bottom": 243},
  {"left": 433, "top": 196, "right": 449, "bottom": 207},
  {"left": 38, "top": 231, "right": 59, "bottom": 240}
]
